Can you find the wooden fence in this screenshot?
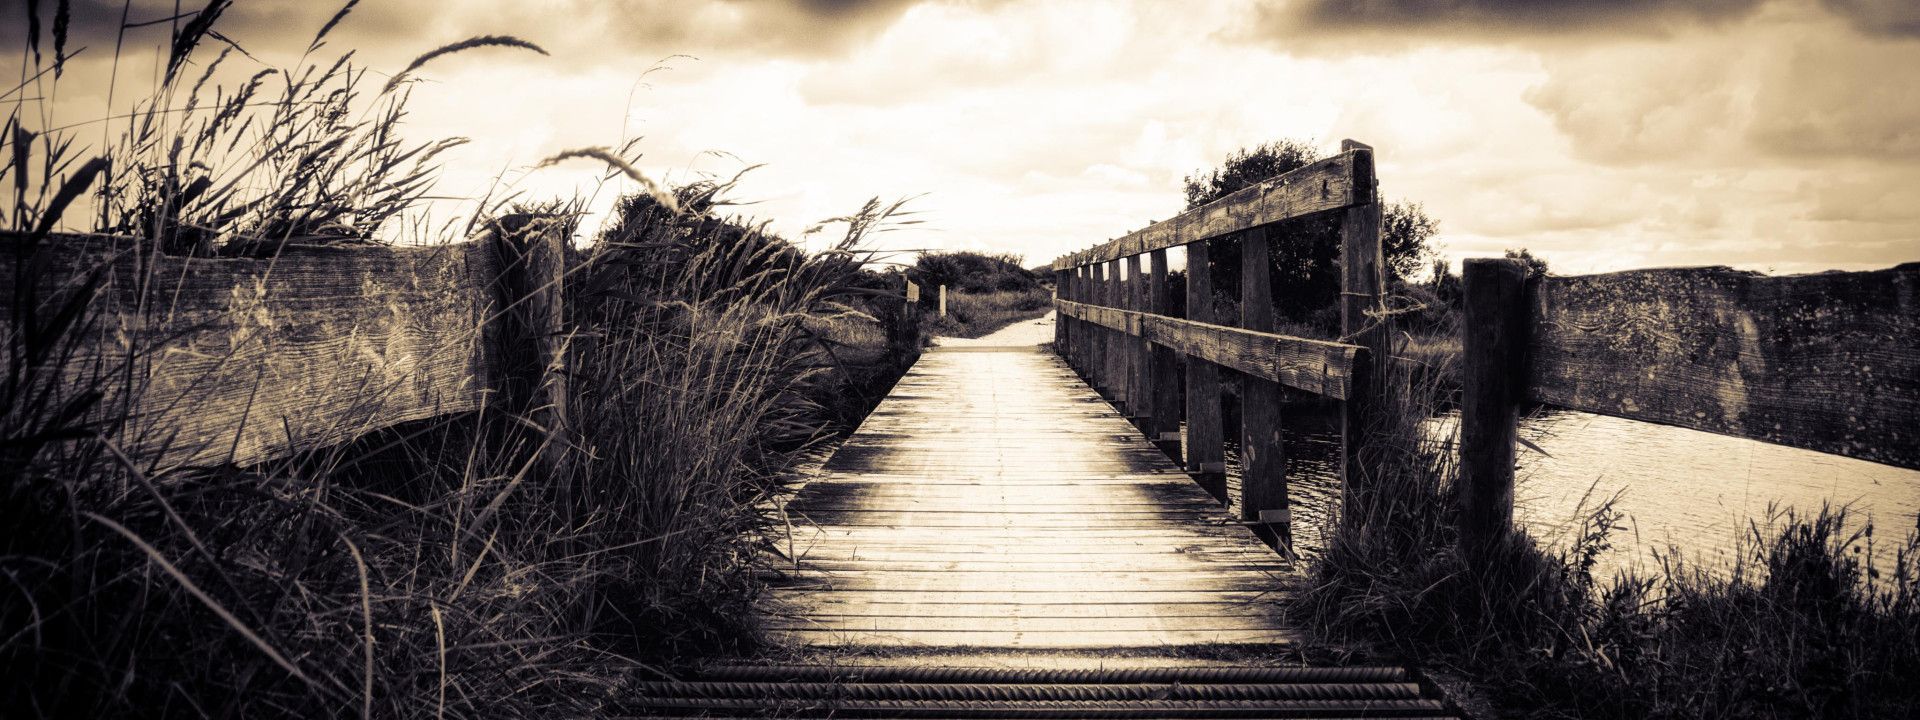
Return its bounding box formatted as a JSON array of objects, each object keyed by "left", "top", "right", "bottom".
[
  {"left": 1051, "top": 139, "right": 1919, "bottom": 555},
  {"left": 1457, "top": 258, "right": 1920, "bottom": 555},
  {"left": 1050, "top": 139, "right": 1388, "bottom": 544},
  {"left": 1, "top": 217, "right": 570, "bottom": 471}
]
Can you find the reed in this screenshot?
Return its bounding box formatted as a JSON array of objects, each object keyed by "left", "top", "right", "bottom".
[
  {"left": 1298, "top": 318, "right": 1920, "bottom": 718},
  {"left": 2, "top": 5, "right": 917, "bottom": 716}
]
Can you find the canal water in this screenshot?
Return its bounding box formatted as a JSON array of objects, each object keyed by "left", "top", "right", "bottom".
[{"left": 1215, "top": 405, "right": 1920, "bottom": 576}]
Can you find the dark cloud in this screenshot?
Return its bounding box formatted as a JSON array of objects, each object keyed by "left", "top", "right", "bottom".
[
  {"left": 6, "top": 1, "right": 923, "bottom": 68},
  {"left": 1262, "top": 0, "right": 1765, "bottom": 40},
  {"left": 584, "top": 0, "right": 922, "bottom": 58},
  {"left": 1820, "top": 0, "right": 1920, "bottom": 37}
]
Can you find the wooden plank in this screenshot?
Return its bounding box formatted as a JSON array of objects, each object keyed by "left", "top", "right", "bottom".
[
  {"left": 1239, "top": 226, "right": 1287, "bottom": 539},
  {"left": 1336, "top": 142, "right": 1386, "bottom": 532},
  {"left": 1148, "top": 248, "right": 1183, "bottom": 457},
  {"left": 764, "top": 614, "right": 1288, "bottom": 633},
  {"left": 1127, "top": 254, "right": 1151, "bottom": 429},
  {"left": 1052, "top": 150, "right": 1373, "bottom": 270},
  {"left": 0, "top": 234, "right": 495, "bottom": 468},
  {"left": 768, "top": 629, "right": 1294, "bottom": 648},
  {"left": 1056, "top": 300, "right": 1359, "bottom": 399},
  {"left": 762, "top": 344, "right": 1296, "bottom": 650},
  {"left": 1529, "top": 263, "right": 1920, "bottom": 470},
  {"left": 771, "top": 601, "right": 1281, "bottom": 619},
  {"left": 1184, "top": 237, "right": 1228, "bottom": 501},
  {"left": 1458, "top": 258, "right": 1529, "bottom": 556}
]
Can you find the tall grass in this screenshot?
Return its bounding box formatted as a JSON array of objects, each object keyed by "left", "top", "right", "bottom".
[
  {"left": 923, "top": 286, "right": 1052, "bottom": 338},
  {"left": 3, "top": 5, "right": 919, "bottom": 716},
  {"left": 1299, "top": 319, "right": 1920, "bottom": 718}
]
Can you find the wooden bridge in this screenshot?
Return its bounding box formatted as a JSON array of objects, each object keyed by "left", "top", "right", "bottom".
[{"left": 13, "top": 138, "right": 1918, "bottom": 717}]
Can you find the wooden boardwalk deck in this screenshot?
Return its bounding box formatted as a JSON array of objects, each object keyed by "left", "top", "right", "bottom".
[{"left": 763, "top": 341, "right": 1298, "bottom": 649}]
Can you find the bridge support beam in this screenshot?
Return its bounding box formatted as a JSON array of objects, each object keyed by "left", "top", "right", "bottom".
[
  {"left": 1239, "top": 225, "right": 1288, "bottom": 549},
  {"left": 1183, "top": 237, "right": 1227, "bottom": 503}
]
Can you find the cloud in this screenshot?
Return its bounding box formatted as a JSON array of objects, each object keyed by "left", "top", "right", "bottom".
[
  {"left": 1282, "top": 0, "right": 1765, "bottom": 35},
  {"left": 1820, "top": 0, "right": 1920, "bottom": 37}
]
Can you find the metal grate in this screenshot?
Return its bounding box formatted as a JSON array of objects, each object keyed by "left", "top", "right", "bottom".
[{"left": 623, "top": 665, "right": 1461, "bottom": 718}]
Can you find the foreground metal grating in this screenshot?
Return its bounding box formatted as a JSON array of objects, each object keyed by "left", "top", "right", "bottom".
[{"left": 624, "top": 665, "right": 1461, "bottom": 718}]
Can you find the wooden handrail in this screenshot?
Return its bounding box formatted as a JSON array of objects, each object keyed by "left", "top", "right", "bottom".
[
  {"left": 1050, "top": 139, "right": 1388, "bottom": 549},
  {"left": 1052, "top": 148, "right": 1374, "bottom": 271}
]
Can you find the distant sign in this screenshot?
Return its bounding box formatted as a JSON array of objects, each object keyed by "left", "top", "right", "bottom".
[{"left": 906, "top": 281, "right": 920, "bottom": 303}]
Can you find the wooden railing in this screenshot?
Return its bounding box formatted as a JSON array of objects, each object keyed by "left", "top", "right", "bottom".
[
  {"left": 1049, "top": 140, "right": 1388, "bottom": 544},
  {"left": 1, "top": 218, "right": 570, "bottom": 470},
  {"left": 1457, "top": 259, "right": 1920, "bottom": 555},
  {"left": 1051, "top": 139, "right": 1919, "bottom": 555}
]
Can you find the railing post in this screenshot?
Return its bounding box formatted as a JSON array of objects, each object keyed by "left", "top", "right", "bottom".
[
  {"left": 485, "top": 213, "right": 571, "bottom": 481},
  {"left": 1239, "top": 225, "right": 1287, "bottom": 547},
  {"left": 1121, "top": 255, "right": 1136, "bottom": 433},
  {"left": 1148, "top": 248, "right": 1182, "bottom": 459},
  {"left": 1091, "top": 261, "right": 1111, "bottom": 396},
  {"left": 1059, "top": 264, "right": 1075, "bottom": 362},
  {"left": 1184, "top": 238, "right": 1227, "bottom": 502},
  {"left": 1459, "top": 258, "right": 1529, "bottom": 558},
  {"left": 1105, "top": 260, "right": 1128, "bottom": 411},
  {"left": 1337, "top": 140, "right": 1385, "bottom": 534}
]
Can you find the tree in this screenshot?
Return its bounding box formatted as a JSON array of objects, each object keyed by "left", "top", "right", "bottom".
[
  {"left": 1504, "top": 247, "right": 1549, "bottom": 278},
  {"left": 1178, "top": 139, "right": 1442, "bottom": 334}
]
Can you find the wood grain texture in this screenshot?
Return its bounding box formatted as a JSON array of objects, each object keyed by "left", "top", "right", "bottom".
[
  {"left": 1052, "top": 150, "right": 1374, "bottom": 270},
  {"left": 1055, "top": 300, "right": 1360, "bottom": 400},
  {"left": 2, "top": 234, "right": 496, "bottom": 468},
  {"left": 1459, "top": 259, "right": 1529, "bottom": 554},
  {"left": 1528, "top": 264, "right": 1920, "bottom": 470},
  {"left": 1148, "top": 249, "right": 1182, "bottom": 456},
  {"left": 765, "top": 347, "right": 1297, "bottom": 650},
  {"left": 1238, "top": 227, "right": 1288, "bottom": 534},
  {"left": 1183, "top": 238, "right": 1228, "bottom": 501}
]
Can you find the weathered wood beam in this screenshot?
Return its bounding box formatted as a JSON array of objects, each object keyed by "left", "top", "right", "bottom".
[
  {"left": 1052, "top": 148, "right": 1374, "bottom": 271},
  {"left": 1055, "top": 300, "right": 1359, "bottom": 401},
  {"left": 1184, "top": 238, "right": 1228, "bottom": 502},
  {"left": 1458, "top": 258, "right": 1529, "bottom": 557},
  {"left": 1529, "top": 263, "right": 1920, "bottom": 470},
  {"left": 0, "top": 233, "right": 496, "bottom": 469},
  {"left": 1148, "top": 248, "right": 1182, "bottom": 459}
]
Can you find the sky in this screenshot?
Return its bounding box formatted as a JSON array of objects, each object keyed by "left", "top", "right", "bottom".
[{"left": 15, "top": 0, "right": 1920, "bottom": 274}]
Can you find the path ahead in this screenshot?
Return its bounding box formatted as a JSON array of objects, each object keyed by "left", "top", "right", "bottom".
[{"left": 762, "top": 314, "right": 1298, "bottom": 649}]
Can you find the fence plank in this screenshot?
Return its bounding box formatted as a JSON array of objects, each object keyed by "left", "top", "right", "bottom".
[
  {"left": 1, "top": 234, "right": 496, "bottom": 469},
  {"left": 1336, "top": 140, "right": 1386, "bottom": 533},
  {"left": 1184, "top": 239, "right": 1227, "bottom": 501},
  {"left": 1239, "top": 226, "right": 1288, "bottom": 539},
  {"left": 1529, "top": 264, "right": 1920, "bottom": 470},
  {"left": 1121, "top": 257, "right": 1136, "bottom": 432},
  {"left": 1458, "top": 258, "right": 1529, "bottom": 555},
  {"left": 1055, "top": 301, "right": 1359, "bottom": 401},
  {"left": 1052, "top": 150, "right": 1374, "bottom": 270},
  {"left": 1148, "top": 248, "right": 1182, "bottom": 458}
]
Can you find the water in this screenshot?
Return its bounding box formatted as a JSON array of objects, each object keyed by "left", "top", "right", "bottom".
[{"left": 1203, "top": 405, "right": 1920, "bottom": 573}]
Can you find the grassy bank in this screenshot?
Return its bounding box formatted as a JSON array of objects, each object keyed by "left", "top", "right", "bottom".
[
  {"left": 1300, "top": 333, "right": 1920, "bottom": 718},
  {"left": 1, "top": 7, "right": 918, "bottom": 716},
  {"left": 910, "top": 251, "right": 1053, "bottom": 338},
  {"left": 923, "top": 287, "right": 1053, "bottom": 338}
]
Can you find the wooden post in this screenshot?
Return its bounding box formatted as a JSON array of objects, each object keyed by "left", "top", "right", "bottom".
[
  {"left": 1106, "top": 260, "right": 1129, "bottom": 411},
  {"left": 1091, "top": 262, "right": 1111, "bottom": 396},
  {"left": 486, "top": 213, "right": 570, "bottom": 479},
  {"left": 939, "top": 284, "right": 948, "bottom": 318},
  {"left": 1239, "top": 226, "right": 1287, "bottom": 547},
  {"left": 1126, "top": 254, "right": 1150, "bottom": 432},
  {"left": 1458, "top": 258, "right": 1529, "bottom": 557},
  {"left": 1054, "top": 266, "right": 1071, "bottom": 361},
  {"left": 1148, "top": 248, "right": 1182, "bottom": 459},
  {"left": 1337, "top": 139, "right": 1385, "bottom": 534},
  {"left": 1184, "top": 238, "right": 1227, "bottom": 502}
]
